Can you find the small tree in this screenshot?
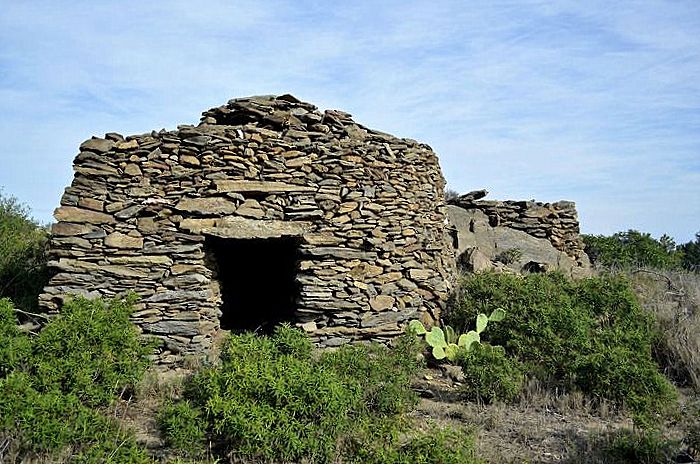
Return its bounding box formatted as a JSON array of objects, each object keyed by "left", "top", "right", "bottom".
[
  {"left": 678, "top": 232, "right": 700, "bottom": 272},
  {"left": 582, "top": 230, "right": 682, "bottom": 270},
  {"left": 0, "top": 190, "right": 49, "bottom": 310}
]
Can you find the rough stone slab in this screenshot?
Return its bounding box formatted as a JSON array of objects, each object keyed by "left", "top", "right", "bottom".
[
  {"left": 108, "top": 255, "right": 173, "bottom": 266},
  {"left": 352, "top": 263, "right": 383, "bottom": 278},
  {"left": 50, "top": 258, "right": 149, "bottom": 278},
  {"left": 360, "top": 311, "right": 405, "bottom": 328},
  {"left": 215, "top": 180, "right": 315, "bottom": 193},
  {"left": 105, "top": 232, "right": 144, "bottom": 249},
  {"left": 54, "top": 206, "right": 116, "bottom": 224},
  {"left": 51, "top": 222, "right": 98, "bottom": 236},
  {"left": 75, "top": 165, "right": 120, "bottom": 177},
  {"left": 115, "top": 205, "right": 144, "bottom": 219},
  {"left": 78, "top": 198, "right": 104, "bottom": 211},
  {"left": 180, "top": 217, "right": 312, "bottom": 239},
  {"left": 409, "top": 269, "right": 433, "bottom": 280},
  {"left": 124, "top": 164, "right": 142, "bottom": 176},
  {"left": 144, "top": 290, "right": 211, "bottom": 303},
  {"left": 101, "top": 265, "right": 149, "bottom": 278},
  {"left": 80, "top": 138, "right": 115, "bottom": 153},
  {"left": 142, "top": 320, "right": 200, "bottom": 336},
  {"left": 50, "top": 258, "right": 101, "bottom": 273},
  {"left": 163, "top": 274, "right": 208, "bottom": 286},
  {"left": 175, "top": 197, "right": 238, "bottom": 214},
  {"left": 369, "top": 295, "right": 395, "bottom": 311},
  {"left": 304, "top": 247, "right": 377, "bottom": 260},
  {"left": 302, "top": 232, "right": 343, "bottom": 246}
]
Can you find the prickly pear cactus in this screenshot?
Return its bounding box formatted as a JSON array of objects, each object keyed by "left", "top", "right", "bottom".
[{"left": 407, "top": 308, "right": 507, "bottom": 362}]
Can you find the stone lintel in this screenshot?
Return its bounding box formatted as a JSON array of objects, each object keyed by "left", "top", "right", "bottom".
[
  {"left": 180, "top": 216, "right": 312, "bottom": 239},
  {"left": 215, "top": 180, "right": 316, "bottom": 193}
]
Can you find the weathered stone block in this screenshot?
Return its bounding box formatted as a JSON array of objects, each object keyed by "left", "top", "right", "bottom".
[
  {"left": 175, "top": 197, "right": 238, "bottom": 214},
  {"left": 105, "top": 232, "right": 144, "bottom": 249},
  {"left": 54, "top": 206, "right": 115, "bottom": 224}
]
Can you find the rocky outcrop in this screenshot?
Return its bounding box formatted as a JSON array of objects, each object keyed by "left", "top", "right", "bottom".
[
  {"left": 39, "top": 95, "right": 455, "bottom": 364},
  {"left": 448, "top": 191, "right": 591, "bottom": 277}
]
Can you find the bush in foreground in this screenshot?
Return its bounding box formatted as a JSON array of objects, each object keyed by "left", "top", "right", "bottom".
[
  {"left": 164, "top": 326, "right": 481, "bottom": 463},
  {"left": 456, "top": 343, "right": 524, "bottom": 403},
  {"left": 447, "top": 272, "right": 677, "bottom": 426},
  {"left": 0, "top": 296, "right": 154, "bottom": 462},
  {"left": 30, "top": 295, "right": 154, "bottom": 407},
  {"left": 565, "top": 428, "right": 681, "bottom": 464}
]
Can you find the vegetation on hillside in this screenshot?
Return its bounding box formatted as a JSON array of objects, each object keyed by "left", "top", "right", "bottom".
[
  {"left": 0, "top": 295, "right": 481, "bottom": 463},
  {"left": 582, "top": 229, "right": 700, "bottom": 272},
  {"left": 446, "top": 271, "right": 678, "bottom": 427},
  {"left": 0, "top": 191, "right": 49, "bottom": 311},
  {"left": 161, "top": 326, "right": 481, "bottom": 463}
]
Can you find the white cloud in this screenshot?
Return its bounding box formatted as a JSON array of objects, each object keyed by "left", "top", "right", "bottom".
[{"left": 0, "top": 0, "right": 698, "bottom": 241}]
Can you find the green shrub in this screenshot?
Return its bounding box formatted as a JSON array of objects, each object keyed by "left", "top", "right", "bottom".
[
  {"left": 0, "top": 296, "right": 154, "bottom": 461},
  {"left": 456, "top": 343, "right": 524, "bottom": 403},
  {"left": 356, "top": 425, "right": 482, "bottom": 464},
  {"left": 0, "top": 372, "right": 152, "bottom": 462},
  {"left": 495, "top": 247, "right": 522, "bottom": 265},
  {"left": 173, "top": 325, "right": 424, "bottom": 463},
  {"left": 566, "top": 427, "right": 681, "bottom": 463},
  {"left": 31, "top": 295, "right": 155, "bottom": 407},
  {"left": 158, "top": 401, "right": 206, "bottom": 457},
  {"left": 448, "top": 272, "right": 591, "bottom": 381},
  {"left": 0, "top": 192, "right": 48, "bottom": 311},
  {"left": 0, "top": 298, "right": 31, "bottom": 376},
  {"left": 320, "top": 334, "right": 421, "bottom": 417},
  {"left": 446, "top": 272, "right": 677, "bottom": 426},
  {"left": 678, "top": 232, "right": 700, "bottom": 272},
  {"left": 683, "top": 398, "right": 700, "bottom": 459},
  {"left": 582, "top": 230, "right": 681, "bottom": 270},
  {"left": 574, "top": 276, "right": 678, "bottom": 425},
  {"left": 600, "top": 429, "right": 679, "bottom": 464}
]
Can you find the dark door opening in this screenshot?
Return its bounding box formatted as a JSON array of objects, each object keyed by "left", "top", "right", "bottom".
[{"left": 204, "top": 235, "right": 300, "bottom": 333}]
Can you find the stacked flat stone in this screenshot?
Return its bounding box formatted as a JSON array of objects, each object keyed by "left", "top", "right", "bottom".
[
  {"left": 39, "top": 95, "right": 455, "bottom": 364},
  {"left": 451, "top": 193, "right": 588, "bottom": 268}
]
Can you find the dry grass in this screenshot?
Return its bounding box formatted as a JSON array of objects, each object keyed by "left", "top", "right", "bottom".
[
  {"left": 117, "top": 368, "right": 191, "bottom": 454},
  {"left": 412, "top": 367, "right": 641, "bottom": 463},
  {"left": 629, "top": 268, "right": 700, "bottom": 390}
]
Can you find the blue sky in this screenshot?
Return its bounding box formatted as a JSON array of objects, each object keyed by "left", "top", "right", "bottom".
[{"left": 1, "top": 0, "right": 699, "bottom": 242}]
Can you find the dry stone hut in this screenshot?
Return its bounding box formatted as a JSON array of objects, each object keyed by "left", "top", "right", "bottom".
[{"left": 39, "top": 95, "right": 455, "bottom": 364}]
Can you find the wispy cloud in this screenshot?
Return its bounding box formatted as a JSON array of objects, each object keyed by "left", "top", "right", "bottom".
[{"left": 0, "top": 0, "right": 698, "bottom": 241}]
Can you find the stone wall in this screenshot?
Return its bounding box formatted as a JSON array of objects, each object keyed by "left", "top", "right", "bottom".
[
  {"left": 450, "top": 191, "right": 588, "bottom": 266},
  {"left": 449, "top": 190, "right": 590, "bottom": 276},
  {"left": 39, "top": 95, "right": 455, "bottom": 364}
]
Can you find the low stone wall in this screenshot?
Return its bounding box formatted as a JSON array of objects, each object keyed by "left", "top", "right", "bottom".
[
  {"left": 450, "top": 191, "right": 589, "bottom": 270},
  {"left": 40, "top": 95, "right": 455, "bottom": 364}
]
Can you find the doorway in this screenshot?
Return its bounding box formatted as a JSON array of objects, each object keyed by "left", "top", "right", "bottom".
[{"left": 204, "top": 235, "right": 301, "bottom": 333}]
